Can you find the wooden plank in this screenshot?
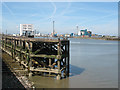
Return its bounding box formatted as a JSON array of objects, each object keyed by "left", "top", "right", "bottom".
[
  {"left": 30, "top": 67, "right": 60, "bottom": 74},
  {"left": 30, "top": 54, "right": 61, "bottom": 59},
  {"left": 3, "top": 36, "right": 69, "bottom": 43}
]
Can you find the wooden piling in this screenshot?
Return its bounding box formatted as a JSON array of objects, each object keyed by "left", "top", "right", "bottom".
[{"left": 1, "top": 35, "right": 70, "bottom": 79}]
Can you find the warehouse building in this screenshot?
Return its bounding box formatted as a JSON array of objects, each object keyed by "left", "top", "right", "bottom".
[
  {"left": 78, "top": 29, "right": 92, "bottom": 37},
  {"left": 20, "top": 24, "right": 34, "bottom": 37}
]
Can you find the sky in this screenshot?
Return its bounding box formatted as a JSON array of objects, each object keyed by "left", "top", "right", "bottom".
[{"left": 1, "top": 2, "right": 118, "bottom": 36}]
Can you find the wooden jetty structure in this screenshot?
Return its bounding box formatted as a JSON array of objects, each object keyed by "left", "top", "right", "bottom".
[{"left": 1, "top": 35, "right": 70, "bottom": 80}]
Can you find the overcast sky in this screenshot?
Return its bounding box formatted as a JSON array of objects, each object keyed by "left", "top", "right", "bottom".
[{"left": 2, "top": 2, "right": 118, "bottom": 36}]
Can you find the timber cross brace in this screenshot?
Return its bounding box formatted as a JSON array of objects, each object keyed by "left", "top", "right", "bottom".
[{"left": 1, "top": 35, "right": 70, "bottom": 80}]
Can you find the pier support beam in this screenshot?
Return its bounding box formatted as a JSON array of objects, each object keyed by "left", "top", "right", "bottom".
[
  {"left": 49, "top": 58, "right": 51, "bottom": 75},
  {"left": 1, "top": 35, "right": 70, "bottom": 80}
]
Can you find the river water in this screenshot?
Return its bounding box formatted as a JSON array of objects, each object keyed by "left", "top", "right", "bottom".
[{"left": 29, "top": 38, "right": 118, "bottom": 88}]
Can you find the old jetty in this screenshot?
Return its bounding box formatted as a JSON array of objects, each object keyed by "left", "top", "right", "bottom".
[{"left": 1, "top": 35, "right": 70, "bottom": 80}]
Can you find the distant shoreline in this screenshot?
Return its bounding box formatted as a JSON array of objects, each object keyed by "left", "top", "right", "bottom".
[
  {"left": 70, "top": 36, "right": 120, "bottom": 41},
  {"left": 2, "top": 34, "right": 119, "bottom": 41},
  {"left": 35, "top": 36, "right": 120, "bottom": 41}
]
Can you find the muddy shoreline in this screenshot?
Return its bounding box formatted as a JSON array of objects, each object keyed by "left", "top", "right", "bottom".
[
  {"left": 2, "top": 60, "right": 25, "bottom": 89},
  {"left": 2, "top": 51, "right": 34, "bottom": 89}
]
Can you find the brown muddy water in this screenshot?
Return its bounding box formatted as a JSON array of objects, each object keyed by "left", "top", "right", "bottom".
[
  {"left": 2, "top": 38, "right": 118, "bottom": 88},
  {"left": 29, "top": 38, "right": 118, "bottom": 88}
]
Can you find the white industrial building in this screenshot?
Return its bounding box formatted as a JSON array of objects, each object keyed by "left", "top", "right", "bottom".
[
  {"left": 78, "top": 30, "right": 81, "bottom": 36},
  {"left": 20, "top": 24, "right": 34, "bottom": 36}
]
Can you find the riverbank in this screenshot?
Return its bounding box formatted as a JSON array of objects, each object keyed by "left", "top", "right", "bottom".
[
  {"left": 72, "top": 36, "right": 120, "bottom": 41},
  {"left": 2, "top": 51, "right": 34, "bottom": 89},
  {"left": 2, "top": 60, "right": 25, "bottom": 89}
]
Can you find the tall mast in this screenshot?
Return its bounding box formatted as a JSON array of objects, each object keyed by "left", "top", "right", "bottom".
[
  {"left": 76, "top": 26, "right": 78, "bottom": 35},
  {"left": 53, "top": 21, "right": 55, "bottom": 35}
]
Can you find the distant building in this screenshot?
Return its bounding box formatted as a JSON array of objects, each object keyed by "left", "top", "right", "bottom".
[
  {"left": 91, "top": 34, "right": 102, "bottom": 38},
  {"left": 70, "top": 33, "right": 75, "bottom": 37},
  {"left": 13, "top": 34, "right": 16, "bottom": 36},
  {"left": 65, "top": 34, "right": 70, "bottom": 37},
  {"left": 78, "top": 30, "right": 81, "bottom": 36},
  {"left": 54, "top": 33, "right": 57, "bottom": 37},
  {"left": 87, "top": 31, "right": 92, "bottom": 37},
  {"left": 78, "top": 29, "right": 92, "bottom": 37},
  {"left": 20, "top": 24, "right": 34, "bottom": 37},
  {"left": 51, "top": 32, "right": 57, "bottom": 37},
  {"left": 98, "top": 35, "right": 103, "bottom": 38}
]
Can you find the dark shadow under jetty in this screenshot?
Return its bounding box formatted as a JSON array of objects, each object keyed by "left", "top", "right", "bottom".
[{"left": 69, "top": 64, "right": 85, "bottom": 77}]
